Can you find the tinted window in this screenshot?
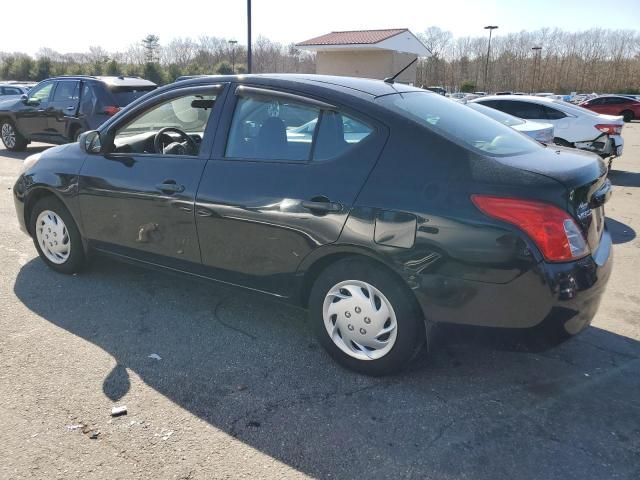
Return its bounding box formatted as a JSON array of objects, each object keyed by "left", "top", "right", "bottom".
[
  {"left": 53, "top": 81, "right": 79, "bottom": 102},
  {"left": 313, "top": 111, "right": 373, "bottom": 160},
  {"left": 108, "top": 85, "right": 157, "bottom": 107},
  {"left": 589, "top": 98, "right": 604, "bottom": 105},
  {"left": 226, "top": 94, "right": 321, "bottom": 161},
  {"left": 379, "top": 92, "right": 539, "bottom": 156},
  {"left": 467, "top": 103, "right": 525, "bottom": 126},
  {"left": 2, "top": 87, "right": 22, "bottom": 95},
  {"left": 28, "top": 82, "right": 54, "bottom": 103},
  {"left": 605, "top": 97, "right": 626, "bottom": 105},
  {"left": 541, "top": 105, "right": 566, "bottom": 119},
  {"left": 498, "top": 101, "right": 546, "bottom": 120}
]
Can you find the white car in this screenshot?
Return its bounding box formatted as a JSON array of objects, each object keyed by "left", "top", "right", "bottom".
[
  {"left": 466, "top": 102, "right": 554, "bottom": 144},
  {"left": 471, "top": 95, "right": 624, "bottom": 166}
]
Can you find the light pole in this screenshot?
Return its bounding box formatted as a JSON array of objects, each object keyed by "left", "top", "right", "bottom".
[
  {"left": 531, "top": 46, "right": 542, "bottom": 93},
  {"left": 483, "top": 25, "right": 498, "bottom": 92},
  {"left": 228, "top": 39, "right": 238, "bottom": 73},
  {"left": 247, "top": 0, "right": 252, "bottom": 73}
]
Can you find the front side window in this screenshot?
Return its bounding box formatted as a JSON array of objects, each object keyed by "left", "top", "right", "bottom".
[
  {"left": 379, "top": 92, "right": 539, "bottom": 156},
  {"left": 28, "top": 82, "right": 54, "bottom": 103},
  {"left": 3, "top": 87, "right": 22, "bottom": 95},
  {"left": 111, "top": 91, "right": 217, "bottom": 156}
]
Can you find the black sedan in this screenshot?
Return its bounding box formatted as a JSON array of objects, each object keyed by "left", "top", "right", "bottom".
[{"left": 13, "top": 74, "right": 613, "bottom": 375}]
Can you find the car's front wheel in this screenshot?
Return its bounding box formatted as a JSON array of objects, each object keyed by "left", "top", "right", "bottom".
[
  {"left": 1, "top": 119, "right": 28, "bottom": 151},
  {"left": 30, "top": 196, "right": 86, "bottom": 274},
  {"left": 309, "top": 258, "right": 426, "bottom": 375}
]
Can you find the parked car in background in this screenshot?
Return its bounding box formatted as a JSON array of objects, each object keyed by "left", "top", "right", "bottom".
[
  {"left": 13, "top": 74, "right": 612, "bottom": 375},
  {"left": 495, "top": 91, "right": 513, "bottom": 95},
  {"left": 579, "top": 95, "right": 640, "bottom": 123},
  {"left": 535, "top": 92, "right": 555, "bottom": 97},
  {"left": 425, "top": 86, "right": 447, "bottom": 95},
  {"left": 0, "top": 76, "right": 156, "bottom": 151},
  {"left": 447, "top": 92, "right": 466, "bottom": 100},
  {"left": 467, "top": 102, "right": 554, "bottom": 144},
  {"left": 0, "top": 83, "right": 29, "bottom": 98},
  {"left": 472, "top": 95, "right": 624, "bottom": 167}
]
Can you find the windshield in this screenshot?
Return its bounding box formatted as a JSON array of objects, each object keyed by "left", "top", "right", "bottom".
[
  {"left": 378, "top": 92, "right": 539, "bottom": 156},
  {"left": 467, "top": 103, "right": 525, "bottom": 127}
]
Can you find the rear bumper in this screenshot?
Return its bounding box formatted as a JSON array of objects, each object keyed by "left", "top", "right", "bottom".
[
  {"left": 413, "top": 228, "right": 613, "bottom": 334},
  {"left": 576, "top": 134, "right": 623, "bottom": 158}
]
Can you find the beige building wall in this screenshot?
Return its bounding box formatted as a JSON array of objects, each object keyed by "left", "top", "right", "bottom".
[{"left": 316, "top": 50, "right": 417, "bottom": 84}]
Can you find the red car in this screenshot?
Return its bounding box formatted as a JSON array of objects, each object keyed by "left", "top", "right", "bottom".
[{"left": 580, "top": 95, "right": 640, "bottom": 123}]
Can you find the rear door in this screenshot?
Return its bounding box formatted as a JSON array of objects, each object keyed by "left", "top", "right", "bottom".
[
  {"left": 195, "top": 85, "right": 387, "bottom": 296},
  {"left": 49, "top": 80, "right": 80, "bottom": 140}
]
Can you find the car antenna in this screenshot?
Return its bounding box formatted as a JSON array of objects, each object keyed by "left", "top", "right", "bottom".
[{"left": 383, "top": 58, "right": 418, "bottom": 84}]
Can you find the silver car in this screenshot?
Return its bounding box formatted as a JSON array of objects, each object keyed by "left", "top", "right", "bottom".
[{"left": 467, "top": 102, "right": 554, "bottom": 144}]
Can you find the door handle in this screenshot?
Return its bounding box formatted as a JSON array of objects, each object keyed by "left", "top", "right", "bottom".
[
  {"left": 66, "top": 106, "right": 75, "bottom": 111},
  {"left": 301, "top": 200, "right": 342, "bottom": 213},
  {"left": 155, "top": 181, "right": 185, "bottom": 194}
]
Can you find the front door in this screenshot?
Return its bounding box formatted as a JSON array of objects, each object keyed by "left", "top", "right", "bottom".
[
  {"left": 195, "top": 85, "right": 387, "bottom": 296},
  {"left": 15, "top": 80, "right": 55, "bottom": 139},
  {"left": 78, "top": 85, "right": 225, "bottom": 266}
]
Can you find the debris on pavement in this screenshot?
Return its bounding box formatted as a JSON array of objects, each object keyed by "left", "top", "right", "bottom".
[
  {"left": 148, "top": 353, "right": 162, "bottom": 360},
  {"left": 111, "top": 406, "right": 128, "bottom": 417},
  {"left": 88, "top": 430, "right": 100, "bottom": 439},
  {"left": 66, "top": 424, "right": 84, "bottom": 431}
]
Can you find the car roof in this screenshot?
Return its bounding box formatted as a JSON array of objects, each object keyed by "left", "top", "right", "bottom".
[
  {"left": 174, "top": 74, "right": 424, "bottom": 98},
  {"left": 474, "top": 94, "right": 558, "bottom": 104},
  {"left": 44, "top": 75, "right": 157, "bottom": 87}
]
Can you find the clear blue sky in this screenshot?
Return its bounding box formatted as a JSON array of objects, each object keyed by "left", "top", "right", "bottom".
[{"left": 3, "top": 0, "right": 639, "bottom": 55}]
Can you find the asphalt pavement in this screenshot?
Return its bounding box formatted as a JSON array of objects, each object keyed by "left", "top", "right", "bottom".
[{"left": 0, "top": 127, "right": 639, "bottom": 480}]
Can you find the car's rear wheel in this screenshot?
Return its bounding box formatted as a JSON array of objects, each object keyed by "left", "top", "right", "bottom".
[
  {"left": 309, "top": 258, "right": 426, "bottom": 376},
  {"left": 621, "top": 110, "right": 634, "bottom": 123},
  {"left": 30, "top": 196, "right": 86, "bottom": 274},
  {"left": 1, "top": 120, "right": 28, "bottom": 151}
]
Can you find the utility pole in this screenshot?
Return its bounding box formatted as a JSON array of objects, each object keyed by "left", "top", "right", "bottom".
[
  {"left": 483, "top": 25, "right": 498, "bottom": 92},
  {"left": 228, "top": 39, "right": 238, "bottom": 73},
  {"left": 247, "top": 0, "right": 252, "bottom": 73},
  {"left": 531, "top": 46, "right": 542, "bottom": 93}
]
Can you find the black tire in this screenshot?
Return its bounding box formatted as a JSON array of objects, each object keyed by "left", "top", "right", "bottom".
[
  {"left": 72, "top": 128, "right": 86, "bottom": 142},
  {"left": 0, "top": 119, "right": 28, "bottom": 151},
  {"left": 621, "top": 110, "right": 634, "bottom": 123},
  {"left": 29, "top": 196, "right": 86, "bottom": 274},
  {"left": 309, "top": 257, "right": 426, "bottom": 376}
]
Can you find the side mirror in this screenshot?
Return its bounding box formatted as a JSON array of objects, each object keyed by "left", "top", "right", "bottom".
[
  {"left": 78, "top": 130, "right": 102, "bottom": 154},
  {"left": 21, "top": 94, "right": 28, "bottom": 104}
]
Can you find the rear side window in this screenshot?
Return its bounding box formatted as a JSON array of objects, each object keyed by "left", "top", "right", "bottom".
[
  {"left": 2, "top": 87, "right": 22, "bottom": 95},
  {"left": 541, "top": 105, "right": 566, "bottom": 120},
  {"left": 53, "top": 81, "right": 79, "bottom": 102},
  {"left": 107, "top": 85, "right": 157, "bottom": 107},
  {"left": 226, "top": 94, "right": 321, "bottom": 161},
  {"left": 379, "top": 92, "right": 539, "bottom": 156},
  {"left": 313, "top": 111, "right": 373, "bottom": 160}
]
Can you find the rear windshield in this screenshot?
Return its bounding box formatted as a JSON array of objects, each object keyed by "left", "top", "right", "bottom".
[
  {"left": 377, "top": 92, "right": 540, "bottom": 156},
  {"left": 467, "top": 102, "right": 525, "bottom": 126},
  {"left": 108, "top": 85, "right": 157, "bottom": 107}
]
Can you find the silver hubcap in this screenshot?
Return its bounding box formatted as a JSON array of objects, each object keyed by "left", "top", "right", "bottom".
[
  {"left": 322, "top": 280, "right": 398, "bottom": 361},
  {"left": 35, "top": 210, "right": 71, "bottom": 264},
  {"left": 1, "top": 123, "right": 16, "bottom": 149}
]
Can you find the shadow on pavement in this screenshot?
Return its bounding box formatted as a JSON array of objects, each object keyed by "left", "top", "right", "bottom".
[
  {"left": 13, "top": 257, "right": 640, "bottom": 480},
  {"left": 0, "top": 145, "right": 50, "bottom": 160},
  {"left": 609, "top": 169, "right": 640, "bottom": 188},
  {"left": 606, "top": 217, "right": 636, "bottom": 244}
]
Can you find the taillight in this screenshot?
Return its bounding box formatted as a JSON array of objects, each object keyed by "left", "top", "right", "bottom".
[
  {"left": 471, "top": 195, "right": 589, "bottom": 262},
  {"left": 104, "top": 106, "right": 121, "bottom": 116},
  {"left": 595, "top": 124, "right": 622, "bottom": 135}
]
